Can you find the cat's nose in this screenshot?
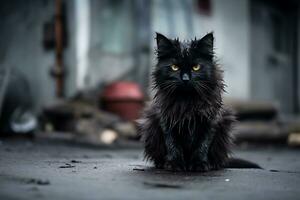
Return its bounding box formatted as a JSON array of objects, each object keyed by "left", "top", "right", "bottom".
[{"left": 182, "top": 73, "right": 190, "bottom": 83}]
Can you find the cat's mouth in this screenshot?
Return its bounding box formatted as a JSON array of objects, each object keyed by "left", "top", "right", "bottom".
[{"left": 175, "top": 83, "right": 198, "bottom": 94}]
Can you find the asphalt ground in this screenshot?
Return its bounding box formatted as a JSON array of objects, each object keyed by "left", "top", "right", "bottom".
[{"left": 0, "top": 139, "right": 299, "bottom": 200}]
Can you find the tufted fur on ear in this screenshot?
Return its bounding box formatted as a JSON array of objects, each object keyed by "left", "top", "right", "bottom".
[
  {"left": 155, "top": 32, "right": 179, "bottom": 60},
  {"left": 191, "top": 32, "right": 214, "bottom": 60}
]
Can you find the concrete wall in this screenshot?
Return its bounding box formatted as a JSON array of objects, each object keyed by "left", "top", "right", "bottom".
[
  {"left": 213, "top": 0, "right": 250, "bottom": 100},
  {"left": 151, "top": 0, "right": 251, "bottom": 99},
  {"left": 84, "top": 0, "right": 135, "bottom": 88},
  {"left": 0, "top": 0, "right": 77, "bottom": 112}
]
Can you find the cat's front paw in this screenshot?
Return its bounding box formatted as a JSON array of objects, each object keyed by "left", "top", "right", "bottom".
[
  {"left": 164, "top": 154, "right": 186, "bottom": 172},
  {"left": 189, "top": 161, "right": 211, "bottom": 172}
]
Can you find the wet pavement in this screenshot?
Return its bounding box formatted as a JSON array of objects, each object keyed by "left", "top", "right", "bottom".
[{"left": 0, "top": 139, "right": 299, "bottom": 200}]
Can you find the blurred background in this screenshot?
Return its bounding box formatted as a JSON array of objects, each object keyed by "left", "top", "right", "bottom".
[
  {"left": 1, "top": 1, "right": 300, "bottom": 199},
  {"left": 0, "top": 0, "right": 300, "bottom": 146}
]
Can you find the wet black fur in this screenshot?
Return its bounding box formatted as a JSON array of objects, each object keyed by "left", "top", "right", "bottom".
[{"left": 138, "top": 32, "right": 237, "bottom": 172}]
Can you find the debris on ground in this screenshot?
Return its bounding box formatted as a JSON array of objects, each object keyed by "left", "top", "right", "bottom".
[
  {"left": 70, "top": 160, "right": 82, "bottom": 163},
  {"left": 143, "top": 181, "right": 183, "bottom": 189},
  {"left": 26, "top": 178, "right": 50, "bottom": 186},
  {"left": 226, "top": 99, "right": 300, "bottom": 145},
  {"left": 288, "top": 132, "right": 300, "bottom": 147},
  {"left": 59, "top": 163, "right": 75, "bottom": 169},
  {"left": 41, "top": 98, "right": 139, "bottom": 146}
]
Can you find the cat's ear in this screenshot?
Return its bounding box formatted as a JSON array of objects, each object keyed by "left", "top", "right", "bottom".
[
  {"left": 193, "top": 32, "right": 214, "bottom": 58},
  {"left": 155, "top": 33, "right": 175, "bottom": 58},
  {"left": 156, "top": 32, "right": 172, "bottom": 49},
  {"left": 200, "top": 32, "right": 214, "bottom": 49}
]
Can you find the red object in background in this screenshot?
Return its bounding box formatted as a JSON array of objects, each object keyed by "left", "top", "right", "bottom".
[
  {"left": 102, "top": 81, "right": 144, "bottom": 121},
  {"left": 197, "top": 0, "right": 211, "bottom": 16}
]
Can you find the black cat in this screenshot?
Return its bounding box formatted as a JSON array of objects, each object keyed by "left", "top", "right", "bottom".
[{"left": 138, "top": 32, "right": 259, "bottom": 172}]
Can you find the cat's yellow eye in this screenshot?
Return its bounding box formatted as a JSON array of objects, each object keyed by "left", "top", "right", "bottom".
[
  {"left": 192, "top": 64, "right": 201, "bottom": 71},
  {"left": 171, "top": 64, "right": 179, "bottom": 71}
]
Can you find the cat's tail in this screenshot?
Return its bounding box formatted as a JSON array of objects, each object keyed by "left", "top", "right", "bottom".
[{"left": 225, "top": 158, "right": 262, "bottom": 169}]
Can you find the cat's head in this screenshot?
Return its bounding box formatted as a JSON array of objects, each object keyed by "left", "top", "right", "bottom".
[{"left": 153, "top": 32, "right": 222, "bottom": 98}]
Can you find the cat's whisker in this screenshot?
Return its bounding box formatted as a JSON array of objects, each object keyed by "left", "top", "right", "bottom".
[{"left": 192, "top": 83, "right": 212, "bottom": 106}]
